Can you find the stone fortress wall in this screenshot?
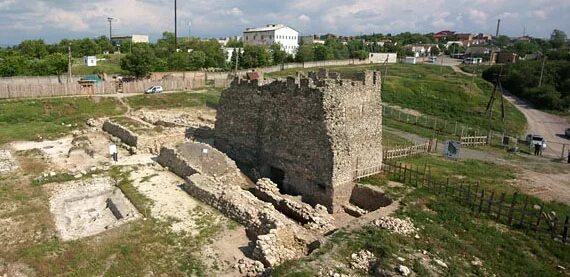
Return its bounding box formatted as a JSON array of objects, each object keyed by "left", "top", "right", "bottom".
[{"left": 214, "top": 69, "right": 383, "bottom": 212}]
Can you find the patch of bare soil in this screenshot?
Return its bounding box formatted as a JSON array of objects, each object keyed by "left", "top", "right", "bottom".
[
  {"left": 133, "top": 108, "right": 216, "bottom": 128},
  {"left": 46, "top": 176, "right": 140, "bottom": 241},
  {"left": 509, "top": 170, "right": 570, "bottom": 204},
  {"left": 129, "top": 165, "right": 209, "bottom": 234},
  {"left": 203, "top": 227, "right": 251, "bottom": 276},
  {"left": 0, "top": 258, "right": 36, "bottom": 277}
]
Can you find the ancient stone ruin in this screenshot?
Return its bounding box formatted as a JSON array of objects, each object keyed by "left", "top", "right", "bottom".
[
  {"left": 214, "top": 69, "right": 383, "bottom": 212},
  {"left": 49, "top": 177, "right": 140, "bottom": 241}
]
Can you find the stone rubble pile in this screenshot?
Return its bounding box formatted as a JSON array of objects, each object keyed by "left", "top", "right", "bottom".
[
  {"left": 343, "top": 204, "right": 368, "bottom": 217},
  {"left": 158, "top": 144, "right": 317, "bottom": 268},
  {"left": 251, "top": 228, "right": 302, "bottom": 267},
  {"left": 0, "top": 150, "right": 18, "bottom": 174},
  {"left": 253, "top": 178, "right": 335, "bottom": 232},
  {"left": 349, "top": 249, "right": 376, "bottom": 271},
  {"left": 233, "top": 258, "right": 265, "bottom": 276},
  {"left": 372, "top": 216, "right": 417, "bottom": 236},
  {"left": 138, "top": 110, "right": 214, "bottom": 128}
]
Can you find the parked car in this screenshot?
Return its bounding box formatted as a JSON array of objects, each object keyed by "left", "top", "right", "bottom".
[
  {"left": 526, "top": 134, "right": 547, "bottom": 149},
  {"left": 565, "top": 128, "right": 570, "bottom": 138},
  {"left": 145, "top": 85, "right": 163, "bottom": 94}
]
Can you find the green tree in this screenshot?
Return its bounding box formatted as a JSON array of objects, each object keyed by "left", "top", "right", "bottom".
[
  {"left": 226, "top": 39, "right": 243, "bottom": 48},
  {"left": 269, "top": 43, "right": 287, "bottom": 64},
  {"left": 168, "top": 52, "right": 189, "bottom": 70},
  {"left": 42, "top": 53, "right": 68, "bottom": 75},
  {"left": 241, "top": 45, "right": 271, "bottom": 68},
  {"left": 430, "top": 46, "right": 440, "bottom": 56},
  {"left": 188, "top": 50, "right": 206, "bottom": 69},
  {"left": 18, "top": 39, "right": 48, "bottom": 59},
  {"left": 120, "top": 44, "right": 157, "bottom": 79},
  {"left": 0, "top": 54, "right": 31, "bottom": 76},
  {"left": 295, "top": 44, "right": 315, "bottom": 62},
  {"left": 550, "top": 29, "right": 567, "bottom": 49},
  {"left": 314, "top": 44, "right": 334, "bottom": 60}
]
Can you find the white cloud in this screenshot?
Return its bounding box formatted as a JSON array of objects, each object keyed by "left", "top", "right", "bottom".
[
  {"left": 0, "top": 0, "right": 569, "bottom": 43},
  {"left": 298, "top": 14, "right": 310, "bottom": 23}
]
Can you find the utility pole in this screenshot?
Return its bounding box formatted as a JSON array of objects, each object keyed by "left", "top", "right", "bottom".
[
  {"left": 539, "top": 56, "right": 547, "bottom": 88},
  {"left": 234, "top": 48, "right": 240, "bottom": 74},
  {"left": 495, "top": 19, "right": 501, "bottom": 37},
  {"left": 107, "top": 17, "right": 114, "bottom": 41},
  {"left": 174, "top": 0, "right": 178, "bottom": 49},
  {"left": 188, "top": 21, "right": 191, "bottom": 41},
  {"left": 67, "top": 43, "right": 72, "bottom": 83}
]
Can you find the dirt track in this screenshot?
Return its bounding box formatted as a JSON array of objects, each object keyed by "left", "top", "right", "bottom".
[{"left": 503, "top": 92, "right": 570, "bottom": 158}]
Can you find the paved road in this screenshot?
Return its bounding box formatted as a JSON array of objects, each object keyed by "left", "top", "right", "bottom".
[{"left": 503, "top": 92, "right": 570, "bottom": 158}]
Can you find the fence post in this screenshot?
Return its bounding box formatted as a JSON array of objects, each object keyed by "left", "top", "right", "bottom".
[
  {"left": 497, "top": 193, "right": 506, "bottom": 221},
  {"left": 454, "top": 121, "right": 458, "bottom": 135},
  {"left": 487, "top": 191, "right": 495, "bottom": 214},
  {"left": 562, "top": 144, "right": 567, "bottom": 160},
  {"left": 562, "top": 216, "right": 569, "bottom": 243},
  {"left": 519, "top": 196, "right": 529, "bottom": 227},
  {"left": 478, "top": 190, "right": 485, "bottom": 213},
  {"left": 535, "top": 203, "right": 545, "bottom": 232},
  {"left": 507, "top": 192, "right": 518, "bottom": 226}
]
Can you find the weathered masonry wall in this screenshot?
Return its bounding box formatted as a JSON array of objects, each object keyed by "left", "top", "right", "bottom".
[
  {"left": 102, "top": 120, "right": 138, "bottom": 147},
  {"left": 156, "top": 143, "right": 318, "bottom": 267},
  {"left": 214, "top": 70, "right": 383, "bottom": 212}
]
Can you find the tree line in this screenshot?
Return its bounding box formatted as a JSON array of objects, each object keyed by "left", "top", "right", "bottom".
[{"left": 483, "top": 30, "right": 569, "bottom": 111}]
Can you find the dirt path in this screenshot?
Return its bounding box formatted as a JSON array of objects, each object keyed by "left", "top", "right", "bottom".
[{"left": 503, "top": 92, "right": 570, "bottom": 158}]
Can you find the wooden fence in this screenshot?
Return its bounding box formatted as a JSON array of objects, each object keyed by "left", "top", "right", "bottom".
[
  {"left": 460, "top": 135, "right": 488, "bottom": 146},
  {"left": 383, "top": 141, "right": 432, "bottom": 160},
  {"left": 382, "top": 160, "right": 570, "bottom": 243},
  {"left": 0, "top": 78, "right": 204, "bottom": 99}
]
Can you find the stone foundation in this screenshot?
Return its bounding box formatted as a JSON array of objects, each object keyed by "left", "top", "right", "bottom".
[
  {"left": 49, "top": 177, "right": 140, "bottom": 241},
  {"left": 252, "top": 178, "right": 335, "bottom": 232},
  {"left": 157, "top": 143, "right": 318, "bottom": 267},
  {"left": 349, "top": 184, "right": 392, "bottom": 212}
]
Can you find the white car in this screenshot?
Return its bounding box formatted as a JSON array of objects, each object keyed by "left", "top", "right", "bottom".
[
  {"left": 526, "top": 134, "right": 547, "bottom": 149},
  {"left": 145, "top": 85, "right": 163, "bottom": 94}
]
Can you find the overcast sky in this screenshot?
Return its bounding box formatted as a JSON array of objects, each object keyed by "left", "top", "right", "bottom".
[{"left": 1, "top": 0, "right": 569, "bottom": 45}]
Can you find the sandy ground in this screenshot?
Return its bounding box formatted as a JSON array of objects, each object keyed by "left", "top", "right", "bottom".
[
  {"left": 129, "top": 165, "right": 208, "bottom": 234},
  {"left": 47, "top": 177, "right": 140, "bottom": 241},
  {"left": 129, "top": 164, "right": 252, "bottom": 275},
  {"left": 503, "top": 92, "right": 570, "bottom": 158},
  {"left": 8, "top": 132, "right": 155, "bottom": 174}
]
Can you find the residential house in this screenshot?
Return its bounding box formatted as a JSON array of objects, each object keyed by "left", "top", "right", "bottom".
[
  {"left": 243, "top": 24, "right": 299, "bottom": 55},
  {"left": 434, "top": 30, "right": 456, "bottom": 41}
]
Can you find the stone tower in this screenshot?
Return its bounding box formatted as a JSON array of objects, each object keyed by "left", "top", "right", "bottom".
[{"left": 214, "top": 69, "right": 383, "bottom": 212}]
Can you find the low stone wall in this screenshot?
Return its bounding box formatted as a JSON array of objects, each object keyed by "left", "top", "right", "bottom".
[
  {"left": 349, "top": 184, "right": 392, "bottom": 212},
  {"left": 252, "top": 178, "right": 334, "bottom": 232},
  {"left": 157, "top": 143, "right": 317, "bottom": 267},
  {"left": 156, "top": 147, "right": 198, "bottom": 178},
  {"left": 102, "top": 120, "right": 138, "bottom": 147}
]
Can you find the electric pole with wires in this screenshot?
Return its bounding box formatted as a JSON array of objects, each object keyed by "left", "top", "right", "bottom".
[{"left": 485, "top": 66, "right": 506, "bottom": 134}]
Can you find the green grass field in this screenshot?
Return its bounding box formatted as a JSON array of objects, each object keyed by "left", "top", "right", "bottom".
[
  {"left": 273, "top": 154, "right": 570, "bottom": 277},
  {"left": 71, "top": 54, "right": 125, "bottom": 76},
  {"left": 267, "top": 63, "right": 527, "bottom": 136},
  {"left": 0, "top": 97, "right": 126, "bottom": 144}
]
